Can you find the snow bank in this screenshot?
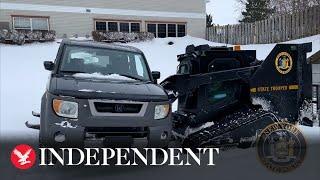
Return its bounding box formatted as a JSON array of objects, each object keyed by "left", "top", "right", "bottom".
[
  {"left": 0, "top": 42, "right": 60, "bottom": 137},
  {"left": 241, "top": 34, "right": 320, "bottom": 60}
]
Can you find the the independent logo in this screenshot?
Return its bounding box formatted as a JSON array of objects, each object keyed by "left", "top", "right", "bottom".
[{"left": 10, "top": 144, "right": 36, "bottom": 170}]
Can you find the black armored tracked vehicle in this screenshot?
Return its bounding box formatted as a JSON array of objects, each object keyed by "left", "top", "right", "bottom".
[{"left": 161, "top": 43, "right": 314, "bottom": 148}]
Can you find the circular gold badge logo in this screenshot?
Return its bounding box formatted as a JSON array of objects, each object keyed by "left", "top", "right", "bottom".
[
  {"left": 256, "top": 122, "right": 306, "bottom": 173},
  {"left": 275, "top": 52, "right": 293, "bottom": 74}
]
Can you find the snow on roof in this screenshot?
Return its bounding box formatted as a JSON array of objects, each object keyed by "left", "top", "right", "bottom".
[{"left": 309, "top": 50, "right": 320, "bottom": 64}]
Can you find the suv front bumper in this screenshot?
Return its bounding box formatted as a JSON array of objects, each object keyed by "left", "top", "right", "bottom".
[{"left": 39, "top": 93, "right": 172, "bottom": 148}]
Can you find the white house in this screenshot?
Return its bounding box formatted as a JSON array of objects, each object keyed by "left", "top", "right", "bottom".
[{"left": 0, "top": 0, "right": 207, "bottom": 38}]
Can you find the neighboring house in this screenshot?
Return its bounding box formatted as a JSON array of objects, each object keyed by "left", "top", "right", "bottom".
[
  {"left": 0, "top": 0, "right": 207, "bottom": 38},
  {"left": 309, "top": 51, "right": 320, "bottom": 85},
  {"left": 309, "top": 51, "right": 320, "bottom": 114}
]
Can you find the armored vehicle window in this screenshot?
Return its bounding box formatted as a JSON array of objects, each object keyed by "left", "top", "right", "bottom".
[
  {"left": 208, "top": 82, "right": 238, "bottom": 105},
  {"left": 208, "top": 83, "right": 227, "bottom": 103},
  {"left": 208, "top": 58, "right": 241, "bottom": 72},
  {"left": 178, "top": 64, "right": 189, "bottom": 74},
  {"left": 177, "top": 61, "right": 191, "bottom": 75},
  {"left": 59, "top": 45, "right": 150, "bottom": 81}
]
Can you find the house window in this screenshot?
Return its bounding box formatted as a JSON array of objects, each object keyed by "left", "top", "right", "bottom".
[
  {"left": 157, "top": 24, "right": 167, "bottom": 38},
  {"left": 96, "top": 21, "right": 106, "bottom": 31},
  {"left": 131, "top": 23, "right": 140, "bottom": 32},
  {"left": 147, "top": 24, "right": 156, "bottom": 36},
  {"left": 120, "top": 22, "right": 129, "bottom": 32},
  {"left": 178, "top": 24, "right": 186, "bottom": 37},
  {"left": 32, "top": 18, "right": 49, "bottom": 30},
  {"left": 147, "top": 22, "right": 186, "bottom": 38},
  {"left": 108, "top": 22, "right": 118, "bottom": 32},
  {"left": 168, "top": 24, "right": 177, "bottom": 37},
  {"left": 95, "top": 20, "right": 141, "bottom": 33},
  {"left": 13, "top": 17, "right": 31, "bottom": 30},
  {"left": 13, "top": 16, "right": 49, "bottom": 31}
]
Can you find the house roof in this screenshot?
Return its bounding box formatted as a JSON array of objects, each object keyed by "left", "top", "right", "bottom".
[{"left": 309, "top": 50, "right": 320, "bottom": 64}]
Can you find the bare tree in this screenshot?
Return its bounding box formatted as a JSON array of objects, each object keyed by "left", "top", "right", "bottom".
[
  {"left": 270, "top": 0, "right": 319, "bottom": 14},
  {"left": 239, "top": 0, "right": 319, "bottom": 15}
]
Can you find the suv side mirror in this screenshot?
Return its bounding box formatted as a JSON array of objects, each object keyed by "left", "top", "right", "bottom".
[
  {"left": 152, "top": 71, "right": 160, "bottom": 82},
  {"left": 44, "top": 61, "right": 55, "bottom": 71}
]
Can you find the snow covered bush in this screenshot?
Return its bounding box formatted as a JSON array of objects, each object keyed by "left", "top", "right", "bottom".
[
  {"left": 92, "top": 31, "right": 154, "bottom": 43},
  {"left": 138, "top": 32, "right": 155, "bottom": 41},
  {"left": 43, "top": 31, "right": 56, "bottom": 41},
  {"left": 0, "top": 29, "right": 56, "bottom": 45},
  {"left": 10, "top": 30, "right": 25, "bottom": 45},
  {"left": 0, "top": 29, "right": 10, "bottom": 41}
]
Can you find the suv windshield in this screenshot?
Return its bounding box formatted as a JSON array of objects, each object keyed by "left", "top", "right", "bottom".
[{"left": 59, "top": 45, "right": 151, "bottom": 81}]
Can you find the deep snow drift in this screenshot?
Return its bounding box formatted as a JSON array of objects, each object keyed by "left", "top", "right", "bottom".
[{"left": 0, "top": 35, "right": 319, "bottom": 141}]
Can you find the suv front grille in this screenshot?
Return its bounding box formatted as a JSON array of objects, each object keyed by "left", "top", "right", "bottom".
[
  {"left": 94, "top": 102, "right": 142, "bottom": 113},
  {"left": 88, "top": 100, "right": 148, "bottom": 117}
]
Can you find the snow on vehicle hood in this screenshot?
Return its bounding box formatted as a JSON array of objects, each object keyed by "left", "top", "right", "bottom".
[
  {"left": 73, "top": 73, "right": 137, "bottom": 81},
  {"left": 48, "top": 76, "right": 168, "bottom": 101}
]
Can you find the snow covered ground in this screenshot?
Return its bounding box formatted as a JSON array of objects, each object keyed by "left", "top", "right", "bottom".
[
  {"left": 241, "top": 35, "right": 320, "bottom": 60},
  {"left": 0, "top": 35, "right": 319, "bottom": 142}
]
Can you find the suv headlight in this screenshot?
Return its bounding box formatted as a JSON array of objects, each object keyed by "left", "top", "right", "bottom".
[
  {"left": 154, "top": 104, "right": 170, "bottom": 120},
  {"left": 53, "top": 99, "right": 78, "bottom": 119}
]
